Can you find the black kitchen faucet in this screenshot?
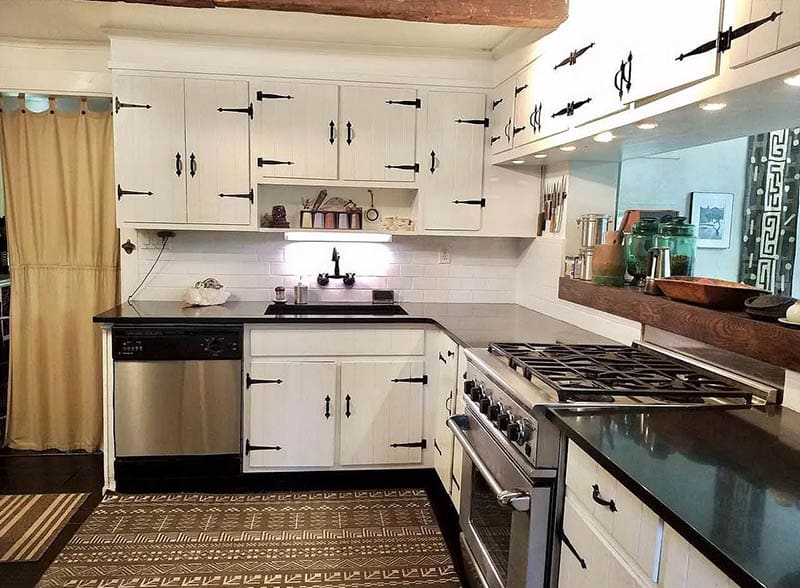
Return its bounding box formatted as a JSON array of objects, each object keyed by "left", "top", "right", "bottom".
[{"left": 317, "top": 247, "right": 356, "bottom": 286}]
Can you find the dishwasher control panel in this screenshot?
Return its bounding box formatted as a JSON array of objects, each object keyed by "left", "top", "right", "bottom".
[{"left": 112, "top": 327, "right": 242, "bottom": 361}]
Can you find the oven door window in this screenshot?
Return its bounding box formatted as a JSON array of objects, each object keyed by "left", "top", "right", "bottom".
[{"left": 469, "top": 467, "right": 513, "bottom": 581}]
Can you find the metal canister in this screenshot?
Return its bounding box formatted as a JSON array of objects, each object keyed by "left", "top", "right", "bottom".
[
  {"left": 577, "top": 214, "right": 611, "bottom": 249},
  {"left": 294, "top": 282, "right": 309, "bottom": 304},
  {"left": 579, "top": 249, "right": 594, "bottom": 281}
]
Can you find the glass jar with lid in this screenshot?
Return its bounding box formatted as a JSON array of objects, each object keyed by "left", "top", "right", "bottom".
[
  {"left": 625, "top": 217, "right": 659, "bottom": 286},
  {"left": 655, "top": 216, "right": 697, "bottom": 276}
]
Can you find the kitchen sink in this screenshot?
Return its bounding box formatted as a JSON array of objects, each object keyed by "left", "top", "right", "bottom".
[{"left": 264, "top": 303, "right": 408, "bottom": 316}]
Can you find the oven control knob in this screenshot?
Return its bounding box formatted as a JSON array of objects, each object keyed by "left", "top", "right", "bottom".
[
  {"left": 497, "top": 412, "right": 511, "bottom": 431},
  {"left": 470, "top": 382, "right": 484, "bottom": 402},
  {"left": 508, "top": 420, "right": 529, "bottom": 445},
  {"left": 203, "top": 337, "right": 225, "bottom": 356},
  {"left": 464, "top": 379, "right": 476, "bottom": 397},
  {"left": 487, "top": 402, "right": 503, "bottom": 421},
  {"left": 479, "top": 397, "right": 491, "bottom": 414}
]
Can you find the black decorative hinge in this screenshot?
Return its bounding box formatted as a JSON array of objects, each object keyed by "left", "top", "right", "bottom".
[
  {"left": 256, "top": 91, "right": 293, "bottom": 101},
  {"left": 677, "top": 11, "right": 782, "bottom": 61},
  {"left": 491, "top": 97, "right": 503, "bottom": 110},
  {"left": 324, "top": 395, "right": 331, "bottom": 419},
  {"left": 219, "top": 189, "right": 254, "bottom": 203},
  {"left": 561, "top": 530, "right": 587, "bottom": 569},
  {"left": 246, "top": 373, "right": 283, "bottom": 389},
  {"left": 114, "top": 96, "right": 151, "bottom": 114},
  {"left": 529, "top": 103, "right": 542, "bottom": 133},
  {"left": 434, "top": 439, "right": 443, "bottom": 456},
  {"left": 218, "top": 103, "right": 254, "bottom": 119},
  {"left": 385, "top": 163, "right": 420, "bottom": 172},
  {"left": 552, "top": 98, "right": 592, "bottom": 118},
  {"left": 258, "top": 158, "right": 295, "bottom": 167},
  {"left": 455, "top": 117, "right": 489, "bottom": 127},
  {"left": 513, "top": 125, "right": 526, "bottom": 136},
  {"left": 451, "top": 475, "right": 461, "bottom": 490},
  {"left": 391, "top": 439, "right": 427, "bottom": 449},
  {"left": 117, "top": 184, "right": 153, "bottom": 200},
  {"left": 390, "top": 375, "right": 428, "bottom": 385},
  {"left": 490, "top": 136, "right": 501, "bottom": 145},
  {"left": 515, "top": 84, "right": 528, "bottom": 96},
  {"left": 345, "top": 394, "right": 352, "bottom": 418},
  {"left": 452, "top": 199, "right": 486, "bottom": 207},
  {"left": 614, "top": 52, "right": 633, "bottom": 100},
  {"left": 554, "top": 42, "right": 595, "bottom": 69},
  {"left": 386, "top": 98, "right": 421, "bottom": 108},
  {"left": 245, "top": 439, "right": 281, "bottom": 454}
]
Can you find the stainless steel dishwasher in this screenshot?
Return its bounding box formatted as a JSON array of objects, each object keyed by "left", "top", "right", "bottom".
[{"left": 113, "top": 326, "right": 242, "bottom": 458}]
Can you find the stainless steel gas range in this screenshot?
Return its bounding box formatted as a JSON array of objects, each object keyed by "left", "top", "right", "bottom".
[{"left": 450, "top": 342, "right": 777, "bottom": 588}]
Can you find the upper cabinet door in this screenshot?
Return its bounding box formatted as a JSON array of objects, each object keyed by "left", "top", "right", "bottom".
[
  {"left": 185, "top": 78, "right": 251, "bottom": 225},
  {"left": 489, "top": 78, "right": 515, "bottom": 155},
  {"left": 339, "top": 86, "right": 418, "bottom": 182},
  {"left": 114, "top": 75, "right": 186, "bottom": 224},
  {"left": 727, "top": 0, "right": 798, "bottom": 67},
  {"left": 251, "top": 81, "right": 338, "bottom": 180},
  {"left": 423, "top": 91, "right": 486, "bottom": 231}
]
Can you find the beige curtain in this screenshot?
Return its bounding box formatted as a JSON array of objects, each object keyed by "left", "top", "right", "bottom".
[{"left": 0, "top": 97, "right": 119, "bottom": 451}]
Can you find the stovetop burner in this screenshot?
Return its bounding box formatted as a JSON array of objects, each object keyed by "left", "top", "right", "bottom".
[{"left": 488, "top": 343, "right": 754, "bottom": 405}]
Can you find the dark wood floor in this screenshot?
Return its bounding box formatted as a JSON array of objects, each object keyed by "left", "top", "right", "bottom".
[{"left": 0, "top": 449, "right": 103, "bottom": 588}]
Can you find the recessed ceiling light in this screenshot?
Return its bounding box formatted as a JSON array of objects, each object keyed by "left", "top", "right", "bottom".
[
  {"left": 533, "top": 153, "right": 548, "bottom": 159},
  {"left": 784, "top": 74, "right": 800, "bottom": 87},
  {"left": 560, "top": 145, "right": 577, "bottom": 152},
  {"left": 593, "top": 131, "right": 615, "bottom": 143},
  {"left": 699, "top": 101, "right": 727, "bottom": 111},
  {"left": 512, "top": 159, "right": 526, "bottom": 164},
  {"left": 636, "top": 121, "right": 659, "bottom": 130}
]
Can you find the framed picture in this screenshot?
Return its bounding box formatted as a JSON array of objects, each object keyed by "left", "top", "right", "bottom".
[{"left": 690, "top": 192, "right": 734, "bottom": 249}]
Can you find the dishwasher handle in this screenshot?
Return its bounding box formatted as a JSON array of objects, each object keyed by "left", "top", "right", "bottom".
[{"left": 447, "top": 415, "right": 531, "bottom": 512}]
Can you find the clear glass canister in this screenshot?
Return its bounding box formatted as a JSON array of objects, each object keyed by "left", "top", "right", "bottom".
[
  {"left": 625, "top": 217, "right": 659, "bottom": 286},
  {"left": 655, "top": 216, "right": 697, "bottom": 276}
]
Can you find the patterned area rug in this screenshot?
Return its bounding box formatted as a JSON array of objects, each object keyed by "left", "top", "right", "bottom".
[{"left": 38, "top": 489, "right": 461, "bottom": 587}]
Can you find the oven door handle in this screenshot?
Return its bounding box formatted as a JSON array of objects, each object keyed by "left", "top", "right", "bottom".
[{"left": 447, "top": 415, "right": 531, "bottom": 512}]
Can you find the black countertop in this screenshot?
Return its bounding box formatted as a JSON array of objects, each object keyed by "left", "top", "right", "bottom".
[
  {"left": 93, "top": 301, "right": 613, "bottom": 349},
  {"left": 549, "top": 405, "right": 800, "bottom": 588}
]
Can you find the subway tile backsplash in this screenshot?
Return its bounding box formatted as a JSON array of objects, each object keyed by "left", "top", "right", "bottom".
[{"left": 133, "top": 231, "right": 524, "bottom": 304}]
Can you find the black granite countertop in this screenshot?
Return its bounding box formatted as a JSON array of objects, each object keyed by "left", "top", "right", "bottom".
[
  {"left": 94, "top": 301, "right": 613, "bottom": 349},
  {"left": 549, "top": 405, "right": 800, "bottom": 588}
]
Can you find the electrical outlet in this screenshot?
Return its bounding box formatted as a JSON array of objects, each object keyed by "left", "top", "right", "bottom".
[
  {"left": 141, "top": 231, "right": 174, "bottom": 250},
  {"left": 438, "top": 248, "right": 451, "bottom": 264}
]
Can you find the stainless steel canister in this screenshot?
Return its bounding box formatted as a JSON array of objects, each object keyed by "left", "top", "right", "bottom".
[
  {"left": 294, "top": 282, "right": 309, "bottom": 304},
  {"left": 577, "top": 214, "right": 611, "bottom": 249}
]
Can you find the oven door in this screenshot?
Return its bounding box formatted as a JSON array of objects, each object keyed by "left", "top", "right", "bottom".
[{"left": 448, "top": 411, "right": 554, "bottom": 588}]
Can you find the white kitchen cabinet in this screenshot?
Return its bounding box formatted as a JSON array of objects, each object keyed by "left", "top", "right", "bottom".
[
  {"left": 185, "top": 79, "right": 251, "bottom": 225},
  {"left": 511, "top": 62, "right": 567, "bottom": 146},
  {"left": 245, "top": 360, "right": 336, "bottom": 469},
  {"left": 340, "top": 359, "right": 425, "bottom": 466},
  {"left": 339, "top": 85, "right": 418, "bottom": 182},
  {"left": 422, "top": 91, "right": 486, "bottom": 231},
  {"left": 727, "top": 0, "right": 800, "bottom": 67},
  {"left": 251, "top": 80, "right": 338, "bottom": 180},
  {"left": 489, "top": 77, "right": 515, "bottom": 155},
  {"left": 659, "top": 525, "right": 736, "bottom": 588},
  {"left": 114, "top": 75, "right": 187, "bottom": 224},
  {"left": 432, "top": 335, "right": 460, "bottom": 494}
]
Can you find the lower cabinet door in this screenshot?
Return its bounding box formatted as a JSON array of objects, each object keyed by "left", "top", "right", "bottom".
[
  {"left": 245, "top": 360, "right": 336, "bottom": 469},
  {"left": 340, "top": 359, "right": 425, "bottom": 466}
]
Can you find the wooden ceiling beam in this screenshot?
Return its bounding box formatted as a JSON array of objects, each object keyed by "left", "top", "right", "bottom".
[{"left": 87, "top": 0, "right": 567, "bottom": 28}]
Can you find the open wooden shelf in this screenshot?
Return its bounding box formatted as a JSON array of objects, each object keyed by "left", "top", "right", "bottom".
[{"left": 559, "top": 277, "right": 800, "bottom": 372}]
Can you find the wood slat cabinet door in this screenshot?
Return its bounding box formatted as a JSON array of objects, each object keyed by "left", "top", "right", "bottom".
[
  {"left": 726, "top": 0, "right": 799, "bottom": 67},
  {"left": 422, "top": 91, "right": 486, "bottom": 231},
  {"left": 432, "top": 335, "right": 459, "bottom": 494},
  {"left": 339, "top": 86, "right": 418, "bottom": 182},
  {"left": 245, "top": 360, "right": 336, "bottom": 469},
  {"left": 114, "top": 75, "right": 187, "bottom": 224},
  {"left": 340, "top": 359, "right": 425, "bottom": 466},
  {"left": 251, "top": 80, "right": 338, "bottom": 180},
  {"left": 489, "top": 77, "right": 515, "bottom": 155},
  {"left": 185, "top": 78, "right": 252, "bottom": 225},
  {"left": 659, "top": 525, "right": 736, "bottom": 588}
]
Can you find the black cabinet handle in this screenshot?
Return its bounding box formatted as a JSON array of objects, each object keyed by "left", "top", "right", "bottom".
[
  {"left": 447, "top": 350, "right": 455, "bottom": 357},
  {"left": 554, "top": 42, "right": 595, "bottom": 69},
  {"left": 492, "top": 97, "right": 503, "bottom": 110},
  {"left": 678, "top": 11, "right": 782, "bottom": 60},
  {"left": 515, "top": 83, "right": 528, "bottom": 96},
  {"left": 453, "top": 198, "right": 486, "bottom": 207},
  {"left": 504, "top": 119, "right": 512, "bottom": 140},
  {"left": 117, "top": 184, "right": 153, "bottom": 200},
  {"left": 328, "top": 120, "right": 335, "bottom": 145},
  {"left": 552, "top": 98, "right": 592, "bottom": 118},
  {"left": 561, "top": 530, "right": 587, "bottom": 569},
  {"left": 246, "top": 373, "right": 283, "bottom": 389},
  {"left": 445, "top": 390, "right": 453, "bottom": 414},
  {"left": 345, "top": 121, "right": 353, "bottom": 145},
  {"left": 217, "top": 104, "right": 253, "bottom": 119},
  {"left": 324, "top": 395, "right": 331, "bottom": 419},
  {"left": 434, "top": 439, "right": 442, "bottom": 456},
  {"left": 439, "top": 352, "right": 447, "bottom": 364},
  {"left": 219, "top": 189, "right": 254, "bottom": 203},
  {"left": 592, "top": 484, "right": 618, "bottom": 512},
  {"left": 385, "top": 163, "right": 420, "bottom": 172},
  {"left": 614, "top": 52, "right": 633, "bottom": 99},
  {"left": 245, "top": 440, "right": 281, "bottom": 454},
  {"left": 114, "top": 96, "right": 151, "bottom": 114},
  {"left": 257, "top": 158, "right": 294, "bottom": 167},
  {"left": 345, "top": 394, "right": 352, "bottom": 418},
  {"left": 256, "top": 91, "right": 293, "bottom": 101},
  {"left": 175, "top": 152, "right": 182, "bottom": 177},
  {"left": 529, "top": 103, "right": 542, "bottom": 133},
  {"left": 189, "top": 153, "right": 197, "bottom": 177},
  {"left": 430, "top": 150, "right": 437, "bottom": 174},
  {"left": 455, "top": 117, "right": 490, "bottom": 127}
]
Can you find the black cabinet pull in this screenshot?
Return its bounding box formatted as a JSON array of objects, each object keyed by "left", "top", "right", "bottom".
[
  {"left": 117, "top": 184, "right": 153, "bottom": 200},
  {"left": 345, "top": 121, "right": 353, "bottom": 145},
  {"left": 246, "top": 373, "right": 283, "bottom": 389},
  {"left": 217, "top": 104, "right": 253, "bottom": 119},
  {"left": 447, "top": 350, "right": 455, "bottom": 357},
  {"left": 175, "top": 152, "right": 182, "bottom": 177},
  {"left": 114, "top": 96, "right": 151, "bottom": 114},
  {"left": 256, "top": 91, "right": 293, "bottom": 101},
  {"left": 513, "top": 125, "right": 526, "bottom": 136},
  {"left": 451, "top": 475, "right": 461, "bottom": 490},
  {"left": 386, "top": 98, "right": 421, "bottom": 108},
  {"left": 490, "top": 135, "right": 501, "bottom": 145},
  {"left": 678, "top": 11, "right": 782, "bottom": 60},
  {"left": 529, "top": 103, "right": 542, "bottom": 133},
  {"left": 515, "top": 84, "right": 528, "bottom": 96},
  {"left": 445, "top": 390, "right": 453, "bottom": 414},
  {"left": 430, "top": 150, "right": 437, "bottom": 174},
  {"left": 455, "top": 117, "right": 489, "bottom": 127},
  {"left": 554, "top": 42, "right": 595, "bottom": 69},
  {"left": 385, "top": 163, "right": 420, "bottom": 172},
  {"left": 257, "top": 158, "right": 294, "bottom": 167},
  {"left": 324, "top": 395, "right": 331, "bottom": 419},
  {"left": 439, "top": 352, "right": 447, "bottom": 364},
  {"left": 491, "top": 97, "right": 503, "bottom": 110},
  {"left": 592, "top": 484, "right": 618, "bottom": 512},
  {"left": 189, "top": 153, "right": 197, "bottom": 177},
  {"left": 452, "top": 198, "right": 486, "bottom": 207},
  {"left": 245, "top": 440, "right": 281, "bottom": 454},
  {"left": 391, "top": 375, "right": 428, "bottom": 385},
  {"left": 561, "top": 530, "right": 587, "bottom": 569},
  {"left": 219, "top": 189, "right": 254, "bottom": 203},
  {"left": 328, "top": 120, "right": 335, "bottom": 145},
  {"left": 552, "top": 98, "right": 592, "bottom": 118},
  {"left": 504, "top": 119, "right": 512, "bottom": 140},
  {"left": 391, "top": 440, "right": 427, "bottom": 449},
  {"left": 345, "top": 394, "right": 352, "bottom": 418},
  {"left": 614, "top": 52, "right": 633, "bottom": 99}
]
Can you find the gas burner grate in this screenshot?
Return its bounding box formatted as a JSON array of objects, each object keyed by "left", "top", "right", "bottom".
[{"left": 488, "top": 343, "right": 754, "bottom": 404}]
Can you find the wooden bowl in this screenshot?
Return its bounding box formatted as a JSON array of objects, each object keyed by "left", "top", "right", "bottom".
[{"left": 653, "top": 277, "right": 766, "bottom": 310}]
